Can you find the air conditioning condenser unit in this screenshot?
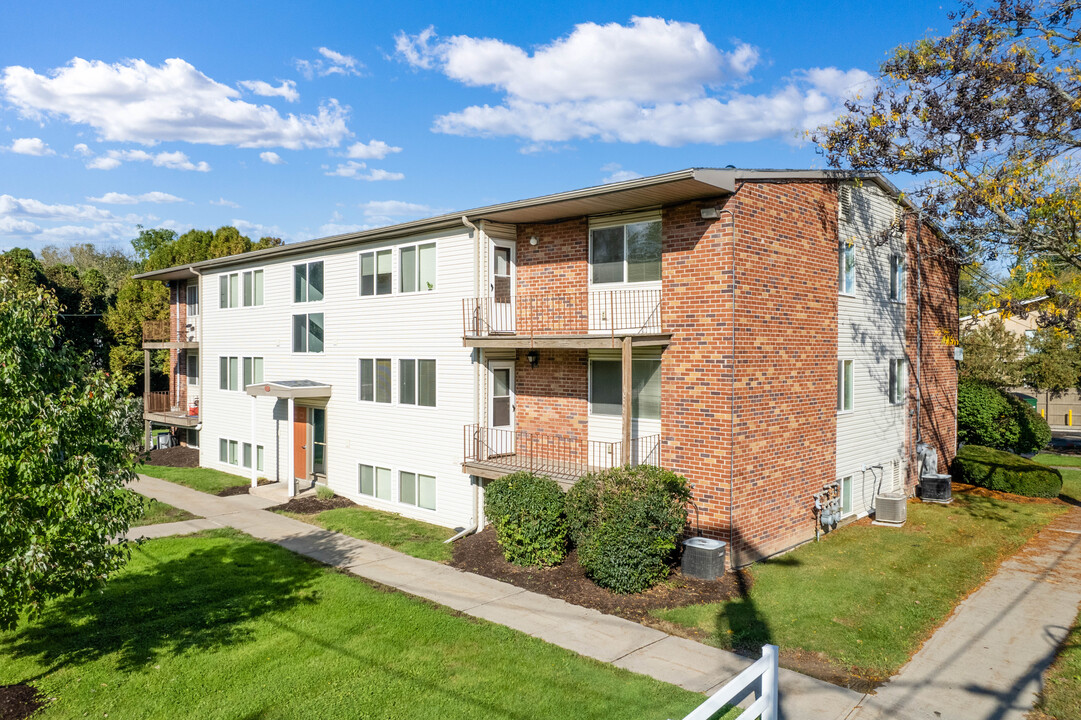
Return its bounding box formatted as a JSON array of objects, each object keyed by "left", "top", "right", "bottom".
[{"left": 874, "top": 492, "right": 907, "bottom": 526}]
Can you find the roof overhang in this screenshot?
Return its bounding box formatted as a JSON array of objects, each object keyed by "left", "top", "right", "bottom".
[{"left": 245, "top": 380, "right": 332, "bottom": 399}]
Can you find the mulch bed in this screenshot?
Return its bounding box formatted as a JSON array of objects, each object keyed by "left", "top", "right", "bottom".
[
  {"left": 145, "top": 446, "right": 199, "bottom": 468},
  {"left": 0, "top": 684, "right": 44, "bottom": 720},
  {"left": 450, "top": 528, "right": 744, "bottom": 625},
  {"left": 216, "top": 477, "right": 275, "bottom": 497},
  {"left": 269, "top": 495, "right": 357, "bottom": 514}
]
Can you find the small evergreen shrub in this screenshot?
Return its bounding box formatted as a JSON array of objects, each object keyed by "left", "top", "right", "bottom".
[
  {"left": 951, "top": 445, "right": 1063, "bottom": 498},
  {"left": 565, "top": 465, "right": 691, "bottom": 594},
  {"left": 484, "top": 472, "right": 567, "bottom": 567},
  {"left": 957, "top": 380, "right": 1052, "bottom": 453},
  {"left": 316, "top": 485, "right": 335, "bottom": 500},
  {"left": 1006, "top": 395, "right": 1053, "bottom": 454}
]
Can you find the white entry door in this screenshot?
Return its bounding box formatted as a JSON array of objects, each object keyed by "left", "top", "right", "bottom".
[
  {"left": 489, "top": 361, "right": 515, "bottom": 456},
  {"left": 491, "top": 241, "right": 515, "bottom": 333}
]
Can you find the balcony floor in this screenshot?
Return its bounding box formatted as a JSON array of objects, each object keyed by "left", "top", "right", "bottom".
[
  {"left": 463, "top": 454, "right": 614, "bottom": 488},
  {"left": 463, "top": 332, "right": 671, "bottom": 349},
  {"left": 144, "top": 410, "right": 200, "bottom": 428}
]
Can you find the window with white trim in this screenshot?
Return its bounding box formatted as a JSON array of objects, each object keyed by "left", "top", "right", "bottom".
[
  {"left": 889, "top": 358, "right": 906, "bottom": 405},
  {"left": 186, "top": 283, "right": 199, "bottom": 316},
  {"left": 218, "top": 438, "right": 239, "bottom": 465},
  {"left": 256, "top": 445, "right": 264, "bottom": 472},
  {"left": 589, "top": 358, "right": 661, "bottom": 419},
  {"left": 360, "top": 249, "right": 392, "bottom": 296},
  {"left": 399, "top": 470, "right": 437, "bottom": 510},
  {"left": 243, "top": 357, "right": 264, "bottom": 388},
  {"left": 837, "top": 360, "right": 854, "bottom": 412},
  {"left": 839, "top": 239, "right": 855, "bottom": 294},
  {"left": 294, "top": 261, "right": 324, "bottom": 303},
  {"left": 890, "top": 254, "right": 906, "bottom": 302},
  {"left": 358, "top": 464, "right": 392, "bottom": 500},
  {"left": 400, "top": 242, "right": 437, "bottom": 292},
  {"left": 242, "top": 442, "right": 252, "bottom": 469},
  {"left": 590, "top": 220, "right": 661, "bottom": 284},
  {"left": 219, "top": 273, "right": 239, "bottom": 308},
  {"left": 358, "top": 358, "right": 392, "bottom": 403},
  {"left": 219, "top": 356, "right": 239, "bottom": 391},
  {"left": 243, "top": 270, "right": 264, "bottom": 307},
  {"left": 187, "top": 351, "right": 198, "bottom": 386},
  {"left": 840, "top": 475, "right": 853, "bottom": 515},
  {"left": 399, "top": 359, "right": 436, "bottom": 407},
  {"left": 292, "top": 313, "right": 324, "bottom": 353}
]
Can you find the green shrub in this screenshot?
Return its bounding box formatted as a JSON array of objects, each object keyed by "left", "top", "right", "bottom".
[
  {"left": 484, "top": 472, "right": 567, "bottom": 567},
  {"left": 565, "top": 465, "right": 691, "bottom": 594},
  {"left": 951, "top": 445, "right": 1063, "bottom": 498},
  {"left": 957, "top": 380, "right": 1051, "bottom": 453},
  {"left": 316, "top": 485, "right": 335, "bottom": 500}
]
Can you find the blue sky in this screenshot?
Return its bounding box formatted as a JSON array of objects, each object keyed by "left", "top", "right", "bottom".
[{"left": 0, "top": 0, "right": 955, "bottom": 252}]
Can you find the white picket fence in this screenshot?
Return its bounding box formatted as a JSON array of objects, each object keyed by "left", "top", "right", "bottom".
[{"left": 675, "top": 645, "right": 779, "bottom": 720}]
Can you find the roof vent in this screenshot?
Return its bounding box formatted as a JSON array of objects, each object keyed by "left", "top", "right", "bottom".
[{"left": 839, "top": 184, "right": 854, "bottom": 223}]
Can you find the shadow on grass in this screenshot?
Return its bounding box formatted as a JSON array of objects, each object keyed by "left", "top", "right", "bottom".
[
  {"left": 1, "top": 532, "right": 322, "bottom": 677},
  {"left": 715, "top": 528, "right": 784, "bottom": 657}
]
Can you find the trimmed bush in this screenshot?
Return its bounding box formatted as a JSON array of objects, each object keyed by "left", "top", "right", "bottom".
[
  {"left": 957, "top": 379, "right": 1052, "bottom": 454},
  {"left": 565, "top": 465, "right": 691, "bottom": 594},
  {"left": 484, "top": 472, "right": 567, "bottom": 567},
  {"left": 951, "top": 445, "right": 1063, "bottom": 498}
]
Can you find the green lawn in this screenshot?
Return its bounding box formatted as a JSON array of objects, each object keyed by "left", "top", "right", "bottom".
[
  {"left": 279, "top": 506, "right": 455, "bottom": 563},
  {"left": 1035, "top": 605, "right": 1081, "bottom": 720},
  {"left": 138, "top": 464, "right": 249, "bottom": 495},
  {"left": 131, "top": 493, "right": 197, "bottom": 527},
  {"left": 657, "top": 493, "right": 1065, "bottom": 681},
  {"left": 1033, "top": 452, "right": 1081, "bottom": 468},
  {"left": 1030, "top": 453, "right": 1081, "bottom": 505},
  {"left": 0, "top": 530, "right": 730, "bottom": 720}
]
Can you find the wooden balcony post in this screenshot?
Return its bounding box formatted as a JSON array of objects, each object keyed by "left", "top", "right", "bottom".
[{"left": 621, "top": 335, "right": 632, "bottom": 465}]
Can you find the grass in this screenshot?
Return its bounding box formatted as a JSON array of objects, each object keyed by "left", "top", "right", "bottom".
[
  {"left": 137, "top": 463, "right": 249, "bottom": 495},
  {"left": 279, "top": 506, "right": 455, "bottom": 563},
  {"left": 1035, "top": 605, "right": 1081, "bottom": 720},
  {"left": 657, "top": 492, "right": 1066, "bottom": 681},
  {"left": 0, "top": 530, "right": 733, "bottom": 720},
  {"left": 1030, "top": 453, "right": 1081, "bottom": 505},
  {"left": 1033, "top": 452, "right": 1081, "bottom": 468},
  {"left": 131, "top": 493, "right": 197, "bottom": 527}
]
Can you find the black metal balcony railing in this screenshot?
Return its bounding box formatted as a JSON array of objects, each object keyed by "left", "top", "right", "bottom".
[
  {"left": 463, "top": 289, "right": 662, "bottom": 340},
  {"left": 463, "top": 424, "right": 661, "bottom": 480}
]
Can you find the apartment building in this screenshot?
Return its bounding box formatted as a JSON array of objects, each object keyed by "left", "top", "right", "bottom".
[{"left": 136, "top": 168, "right": 958, "bottom": 565}]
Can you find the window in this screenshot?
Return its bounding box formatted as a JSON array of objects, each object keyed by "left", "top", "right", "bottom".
[
  {"left": 219, "top": 356, "right": 240, "bottom": 391},
  {"left": 243, "top": 270, "right": 264, "bottom": 307},
  {"left": 294, "top": 261, "right": 324, "bottom": 303},
  {"left": 839, "top": 239, "right": 855, "bottom": 294},
  {"left": 186, "top": 283, "right": 199, "bottom": 317},
  {"left": 840, "top": 475, "right": 853, "bottom": 515},
  {"left": 256, "top": 445, "right": 264, "bottom": 473},
  {"left": 359, "top": 358, "right": 392, "bottom": 402},
  {"left": 242, "top": 442, "right": 252, "bottom": 469},
  {"left": 889, "top": 358, "right": 906, "bottom": 405},
  {"left": 400, "top": 471, "right": 436, "bottom": 510},
  {"left": 229, "top": 440, "right": 239, "bottom": 466},
  {"left": 400, "top": 243, "right": 437, "bottom": 292},
  {"left": 187, "top": 351, "right": 198, "bottom": 386},
  {"left": 292, "top": 313, "right": 324, "bottom": 353},
  {"left": 400, "top": 359, "right": 436, "bottom": 407},
  {"left": 243, "top": 356, "right": 264, "bottom": 388},
  {"left": 219, "top": 438, "right": 241, "bottom": 466},
  {"left": 588, "top": 358, "right": 661, "bottom": 419},
  {"left": 837, "top": 359, "right": 854, "bottom": 412},
  {"left": 360, "top": 249, "right": 392, "bottom": 296},
  {"left": 590, "top": 220, "right": 662, "bottom": 284},
  {"left": 219, "top": 438, "right": 228, "bottom": 463},
  {"left": 890, "top": 254, "right": 905, "bottom": 302},
  {"left": 219, "top": 273, "right": 239, "bottom": 308},
  {"left": 358, "top": 464, "right": 392, "bottom": 500}
]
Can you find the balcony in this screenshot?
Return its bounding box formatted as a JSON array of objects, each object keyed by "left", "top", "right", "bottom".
[
  {"left": 462, "top": 289, "right": 670, "bottom": 349},
  {"left": 142, "top": 319, "right": 198, "bottom": 349},
  {"left": 144, "top": 391, "right": 200, "bottom": 427},
  {"left": 462, "top": 424, "right": 661, "bottom": 487}
]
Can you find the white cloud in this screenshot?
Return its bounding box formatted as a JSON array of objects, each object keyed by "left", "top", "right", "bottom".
[
  {"left": 210, "top": 197, "right": 240, "bottom": 208},
  {"left": 0, "top": 216, "right": 41, "bottom": 234},
  {"left": 345, "top": 139, "right": 402, "bottom": 160},
  {"left": 238, "top": 79, "right": 299, "bottom": 102},
  {"left": 396, "top": 18, "right": 873, "bottom": 147},
  {"left": 7, "top": 137, "right": 54, "bottom": 155},
  {"left": 2, "top": 57, "right": 349, "bottom": 149},
  {"left": 360, "top": 200, "right": 432, "bottom": 217},
  {"left": 295, "top": 47, "right": 363, "bottom": 79},
  {"left": 232, "top": 218, "right": 284, "bottom": 238},
  {"left": 88, "top": 191, "right": 185, "bottom": 204},
  {"left": 73, "top": 142, "right": 93, "bottom": 156},
  {"left": 0, "top": 194, "right": 114, "bottom": 221},
  {"left": 325, "top": 160, "right": 404, "bottom": 181},
  {"left": 259, "top": 151, "right": 284, "bottom": 164},
  {"left": 600, "top": 163, "right": 642, "bottom": 183},
  {"left": 87, "top": 149, "right": 211, "bottom": 172}
]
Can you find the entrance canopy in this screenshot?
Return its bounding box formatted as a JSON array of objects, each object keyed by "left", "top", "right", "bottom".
[{"left": 245, "top": 380, "right": 332, "bottom": 399}]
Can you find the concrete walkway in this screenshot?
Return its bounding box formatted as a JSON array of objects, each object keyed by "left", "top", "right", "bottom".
[
  {"left": 129, "top": 474, "right": 860, "bottom": 720},
  {"left": 849, "top": 508, "right": 1081, "bottom": 720}
]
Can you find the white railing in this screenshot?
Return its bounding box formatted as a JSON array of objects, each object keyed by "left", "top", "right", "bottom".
[{"left": 675, "top": 645, "right": 778, "bottom": 720}]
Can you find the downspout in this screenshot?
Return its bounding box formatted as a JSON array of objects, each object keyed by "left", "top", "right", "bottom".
[
  {"left": 192, "top": 267, "right": 204, "bottom": 441},
  {"left": 718, "top": 192, "right": 740, "bottom": 564}
]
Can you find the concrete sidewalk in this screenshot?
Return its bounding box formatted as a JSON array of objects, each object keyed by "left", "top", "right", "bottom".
[
  {"left": 129, "top": 474, "right": 861, "bottom": 720},
  {"left": 849, "top": 509, "right": 1081, "bottom": 720}
]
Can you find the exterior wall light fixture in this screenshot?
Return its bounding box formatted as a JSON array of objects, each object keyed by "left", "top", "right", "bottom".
[
  {"left": 529, "top": 236, "right": 539, "bottom": 245},
  {"left": 527, "top": 350, "right": 539, "bottom": 367}
]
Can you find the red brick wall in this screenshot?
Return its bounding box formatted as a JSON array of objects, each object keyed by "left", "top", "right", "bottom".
[
  {"left": 513, "top": 349, "right": 589, "bottom": 445},
  {"left": 906, "top": 219, "right": 959, "bottom": 483}
]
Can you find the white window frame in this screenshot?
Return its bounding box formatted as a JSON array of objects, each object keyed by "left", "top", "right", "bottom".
[
  {"left": 242, "top": 356, "right": 264, "bottom": 389},
  {"left": 293, "top": 261, "right": 325, "bottom": 304},
  {"left": 839, "top": 239, "right": 856, "bottom": 295},
  {"left": 219, "top": 356, "right": 240, "bottom": 392},
  {"left": 187, "top": 350, "right": 198, "bottom": 387},
  {"left": 587, "top": 217, "right": 663, "bottom": 288},
  {"left": 292, "top": 313, "right": 325, "bottom": 354},
  {"left": 358, "top": 358, "right": 393, "bottom": 403},
  {"left": 359, "top": 248, "right": 394, "bottom": 297},
  {"left": 398, "top": 241, "right": 438, "bottom": 293},
  {"left": 186, "top": 282, "right": 199, "bottom": 317},
  {"left": 218, "top": 272, "right": 239, "bottom": 309},
  {"left": 837, "top": 359, "right": 854, "bottom": 413},
  {"left": 358, "top": 463, "right": 393, "bottom": 501},
  {"left": 890, "top": 254, "right": 906, "bottom": 303},
  {"left": 398, "top": 469, "right": 437, "bottom": 511},
  {"left": 587, "top": 357, "right": 662, "bottom": 420},
  {"left": 243, "top": 269, "right": 265, "bottom": 307},
  {"left": 397, "top": 358, "right": 437, "bottom": 408},
  {"left": 889, "top": 358, "right": 906, "bottom": 405},
  {"left": 242, "top": 442, "right": 252, "bottom": 469},
  {"left": 839, "top": 475, "right": 853, "bottom": 516}
]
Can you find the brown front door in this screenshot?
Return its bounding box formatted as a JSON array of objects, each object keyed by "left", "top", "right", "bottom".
[{"left": 293, "top": 406, "right": 308, "bottom": 480}]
